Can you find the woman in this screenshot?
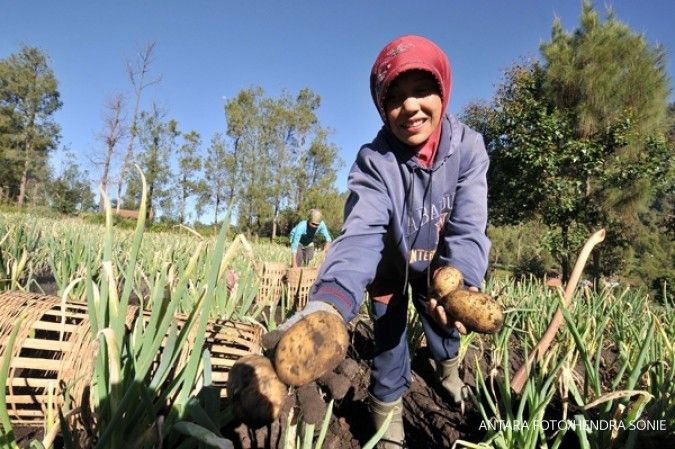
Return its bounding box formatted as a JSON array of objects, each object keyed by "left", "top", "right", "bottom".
[{"left": 276, "top": 35, "right": 490, "bottom": 448}]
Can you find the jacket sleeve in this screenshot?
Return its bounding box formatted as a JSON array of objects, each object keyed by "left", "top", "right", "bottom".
[
  {"left": 441, "top": 133, "right": 491, "bottom": 288},
  {"left": 310, "top": 150, "right": 392, "bottom": 321},
  {"left": 318, "top": 222, "right": 332, "bottom": 242},
  {"left": 289, "top": 221, "right": 304, "bottom": 252}
]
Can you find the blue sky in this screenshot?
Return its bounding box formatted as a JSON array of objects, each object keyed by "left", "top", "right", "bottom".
[{"left": 2, "top": 0, "right": 673, "bottom": 198}]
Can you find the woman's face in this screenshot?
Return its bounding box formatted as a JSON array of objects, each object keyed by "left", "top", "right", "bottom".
[{"left": 384, "top": 70, "right": 443, "bottom": 147}]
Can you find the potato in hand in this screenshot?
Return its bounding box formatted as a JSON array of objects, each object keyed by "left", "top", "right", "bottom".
[
  {"left": 432, "top": 266, "right": 464, "bottom": 298},
  {"left": 439, "top": 289, "right": 504, "bottom": 334},
  {"left": 274, "top": 311, "right": 349, "bottom": 386}
]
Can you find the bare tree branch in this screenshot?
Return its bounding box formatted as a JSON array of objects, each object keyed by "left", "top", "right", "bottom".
[
  {"left": 116, "top": 40, "right": 161, "bottom": 211},
  {"left": 92, "top": 93, "right": 127, "bottom": 210}
]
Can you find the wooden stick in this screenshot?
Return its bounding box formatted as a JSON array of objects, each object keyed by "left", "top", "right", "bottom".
[{"left": 511, "top": 228, "right": 606, "bottom": 394}]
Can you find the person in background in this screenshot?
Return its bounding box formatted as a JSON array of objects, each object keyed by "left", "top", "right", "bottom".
[{"left": 289, "top": 208, "right": 333, "bottom": 267}]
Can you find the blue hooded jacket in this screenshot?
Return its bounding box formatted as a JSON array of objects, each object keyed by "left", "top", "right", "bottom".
[{"left": 311, "top": 113, "right": 491, "bottom": 321}]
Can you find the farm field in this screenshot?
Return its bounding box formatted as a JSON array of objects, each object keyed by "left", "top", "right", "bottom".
[
  {"left": 0, "top": 209, "right": 673, "bottom": 449},
  {"left": 1, "top": 2, "right": 673, "bottom": 448}
]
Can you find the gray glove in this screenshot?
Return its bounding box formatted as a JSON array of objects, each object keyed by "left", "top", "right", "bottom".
[{"left": 261, "top": 301, "right": 341, "bottom": 350}]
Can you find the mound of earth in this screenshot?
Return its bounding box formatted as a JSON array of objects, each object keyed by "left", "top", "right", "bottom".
[{"left": 224, "top": 318, "right": 486, "bottom": 449}]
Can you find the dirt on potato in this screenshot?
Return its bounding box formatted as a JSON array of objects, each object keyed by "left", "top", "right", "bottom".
[{"left": 440, "top": 290, "right": 504, "bottom": 334}]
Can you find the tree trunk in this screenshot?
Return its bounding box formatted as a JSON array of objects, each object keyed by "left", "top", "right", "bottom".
[
  {"left": 561, "top": 256, "right": 570, "bottom": 285},
  {"left": 271, "top": 206, "right": 280, "bottom": 242},
  {"left": 592, "top": 250, "right": 601, "bottom": 288},
  {"left": 147, "top": 182, "right": 154, "bottom": 221},
  {"left": 223, "top": 196, "right": 235, "bottom": 239},
  {"left": 271, "top": 214, "right": 278, "bottom": 242},
  {"left": 214, "top": 195, "right": 220, "bottom": 226},
  {"left": 180, "top": 194, "right": 187, "bottom": 224},
  {"left": 116, "top": 41, "right": 160, "bottom": 213},
  {"left": 99, "top": 159, "right": 111, "bottom": 212},
  {"left": 99, "top": 95, "right": 124, "bottom": 212},
  {"left": 17, "top": 162, "right": 28, "bottom": 208},
  {"left": 117, "top": 117, "right": 139, "bottom": 212},
  {"left": 180, "top": 177, "right": 187, "bottom": 224},
  {"left": 561, "top": 226, "right": 570, "bottom": 283},
  {"left": 17, "top": 123, "right": 35, "bottom": 208}
]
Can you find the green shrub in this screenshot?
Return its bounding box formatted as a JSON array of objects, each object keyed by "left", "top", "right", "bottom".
[{"left": 513, "top": 254, "right": 547, "bottom": 280}]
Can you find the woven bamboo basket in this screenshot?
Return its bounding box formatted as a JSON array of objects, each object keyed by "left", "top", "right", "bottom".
[
  {"left": 0, "top": 291, "right": 102, "bottom": 424},
  {"left": 144, "top": 311, "right": 263, "bottom": 398},
  {"left": 0, "top": 290, "right": 262, "bottom": 425},
  {"left": 286, "top": 267, "right": 319, "bottom": 310},
  {"left": 256, "top": 262, "right": 288, "bottom": 306}
]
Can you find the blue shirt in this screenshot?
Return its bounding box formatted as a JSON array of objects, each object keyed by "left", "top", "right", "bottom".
[{"left": 290, "top": 220, "right": 333, "bottom": 252}]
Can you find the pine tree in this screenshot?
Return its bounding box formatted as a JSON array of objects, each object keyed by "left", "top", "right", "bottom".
[{"left": 0, "top": 45, "right": 62, "bottom": 206}]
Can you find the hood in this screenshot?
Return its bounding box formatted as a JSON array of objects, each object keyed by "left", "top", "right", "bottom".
[{"left": 370, "top": 35, "right": 452, "bottom": 124}]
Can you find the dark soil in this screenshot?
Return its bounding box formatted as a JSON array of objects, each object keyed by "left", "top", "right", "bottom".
[
  {"left": 12, "top": 426, "right": 44, "bottom": 444},
  {"left": 223, "top": 318, "right": 487, "bottom": 449},
  {"left": 31, "top": 273, "right": 59, "bottom": 296},
  {"left": 221, "top": 320, "right": 674, "bottom": 449}
]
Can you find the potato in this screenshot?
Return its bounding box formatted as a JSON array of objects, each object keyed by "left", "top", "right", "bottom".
[
  {"left": 432, "top": 266, "right": 464, "bottom": 298},
  {"left": 439, "top": 289, "right": 504, "bottom": 334},
  {"left": 274, "top": 311, "right": 349, "bottom": 386},
  {"left": 227, "top": 354, "right": 288, "bottom": 426}
]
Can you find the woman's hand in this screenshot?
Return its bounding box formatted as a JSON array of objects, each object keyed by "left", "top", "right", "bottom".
[{"left": 425, "top": 286, "right": 479, "bottom": 335}]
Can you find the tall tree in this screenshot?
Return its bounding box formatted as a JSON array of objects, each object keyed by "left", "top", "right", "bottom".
[
  {"left": 294, "top": 127, "right": 342, "bottom": 209},
  {"left": 116, "top": 41, "right": 161, "bottom": 210},
  {"left": 464, "top": 63, "right": 593, "bottom": 279},
  {"left": 222, "top": 88, "right": 259, "bottom": 218},
  {"left": 542, "top": 3, "right": 669, "bottom": 137},
  {"left": 262, "top": 95, "right": 292, "bottom": 240},
  {"left": 94, "top": 93, "right": 127, "bottom": 211},
  {"left": 175, "top": 130, "right": 202, "bottom": 224},
  {"left": 50, "top": 148, "right": 95, "bottom": 214},
  {"left": 198, "top": 133, "right": 231, "bottom": 225},
  {"left": 123, "top": 104, "right": 178, "bottom": 219},
  {"left": 223, "top": 87, "right": 343, "bottom": 237},
  {"left": 660, "top": 103, "right": 675, "bottom": 237},
  {"left": 225, "top": 87, "right": 270, "bottom": 234},
  {"left": 464, "top": 4, "right": 670, "bottom": 281},
  {"left": 0, "top": 45, "right": 62, "bottom": 207},
  {"left": 263, "top": 89, "right": 321, "bottom": 240},
  {"left": 540, "top": 2, "right": 671, "bottom": 278}
]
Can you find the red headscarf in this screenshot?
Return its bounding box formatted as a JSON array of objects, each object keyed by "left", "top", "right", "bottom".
[{"left": 370, "top": 35, "right": 452, "bottom": 167}]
